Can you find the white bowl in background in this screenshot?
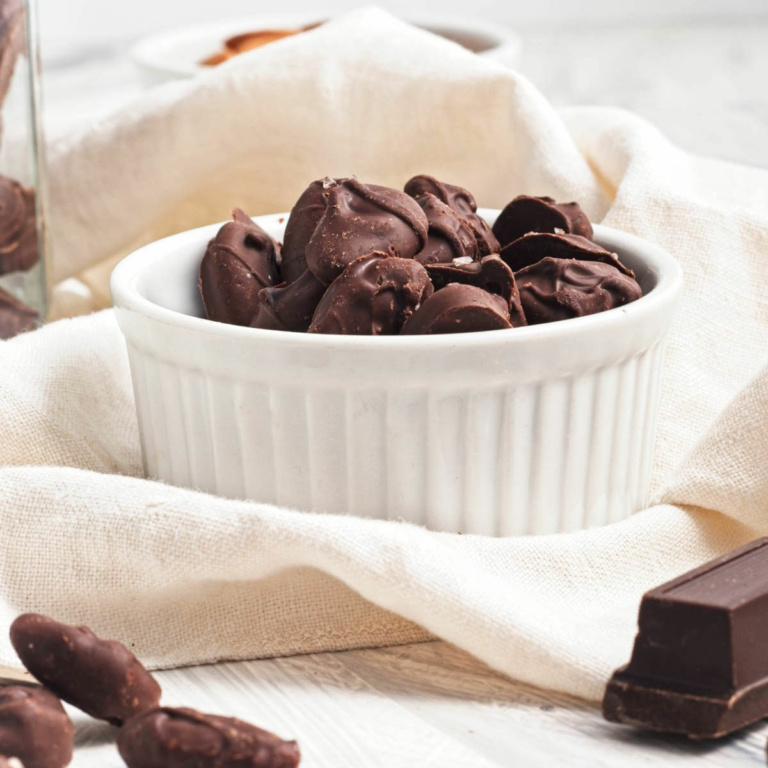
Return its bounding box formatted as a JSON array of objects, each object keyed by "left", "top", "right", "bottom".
[
  {"left": 130, "top": 14, "right": 523, "bottom": 87},
  {"left": 111, "top": 210, "right": 682, "bottom": 536}
]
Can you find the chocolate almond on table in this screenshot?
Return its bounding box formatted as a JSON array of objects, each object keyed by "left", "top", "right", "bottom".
[
  {"left": 516, "top": 258, "right": 642, "bottom": 325},
  {"left": 0, "top": 686, "right": 74, "bottom": 768},
  {"left": 426, "top": 255, "right": 527, "bottom": 328},
  {"left": 402, "top": 283, "right": 512, "bottom": 334},
  {"left": 10, "top": 613, "right": 161, "bottom": 726},
  {"left": 117, "top": 707, "right": 301, "bottom": 768},
  {"left": 411, "top": 192, "right": 478, "bottom": 265},
  {"left": 499, "top": 232, "right": 634, "bottom": 277},
  {"left": 308, "top": 252, "right": 432, "bottom": 335},
  {"left": 603, "top": 538, "right": 768, "bottom": 740},
  {"left": 404, "top": 174, "right": 499, "bottom": 255},
  {"left": 304, "top": 178, "right": 428, "bottom": 284},
  {"left": 492, "top": 194, "right": 593, "bottom": 249},
  {"left": 199, "top": 208, "right": 281, "bottom": 326}
]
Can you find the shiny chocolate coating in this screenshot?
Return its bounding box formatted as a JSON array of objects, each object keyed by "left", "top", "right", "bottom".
[
  {"left": 0, "top": 287, "right": 37, "bottom": 339},
  {"left": 404, "top": 174, "right": 499, "bottom": 256},
  {"left": 199, "top": 209, "right": 280, "bottom": 326},
  {"left": 117, "top": 707, "right": 301, "bottom": 768},
  {"left": 308, "top": 253, "right": 432, "bottom": 335},
  {"left": 516, "top": 258, "right": 642, "bottom": 325},
  {"left": 0, "top": 177, "right": 38, "bottom": 276},
  {"left": 412, "top": 193, "right": 477, "bottom": 265},
  {"left": 10, "top": 613, "right": 161, "bottom": 726},
  {"left": 0, "top": 686, "right": 73, "bottom": 768},
  {"left": 251, "top": 269, "right": 327, "bottom": 332},
  {"left": 0, "top": 757, "right": 24, "bottom": 768},
  {"left": 280, "top": 180, "right": 327, "bottom": 284},
  {"left": 500, "top": 232, "right": 633, "bottom": 276},
  {"left": 492, "top": 195, "right": 593, "bottom": 249},
  {"left": 305, "top": 178, "right": 428, "bottom": 284},
  {"left": 426, "top": 255, "right": 526, "bottom": 327},
  {"left": 401, "top": 283, "right": 512, "bottom": 335}
]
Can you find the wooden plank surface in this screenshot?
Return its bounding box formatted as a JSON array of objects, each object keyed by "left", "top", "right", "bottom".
[{"left": 60, "top": 641, "right": 767, "bottom": 767}]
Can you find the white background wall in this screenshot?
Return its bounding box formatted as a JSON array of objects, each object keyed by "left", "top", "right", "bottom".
[{"left": 37, "top": 0, "right": 768, "bottom": 54}]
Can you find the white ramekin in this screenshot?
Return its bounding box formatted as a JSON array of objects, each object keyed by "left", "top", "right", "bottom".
[
  {"left": 111, "top": 211, "right": 682, "bottom": 536},
  {"left": 130, "top": 15, "right": 523, "bottom": 87}
]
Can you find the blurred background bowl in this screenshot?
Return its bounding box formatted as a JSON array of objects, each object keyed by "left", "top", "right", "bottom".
[{"left": 130, "top": 13, "right": 523, "bottom": 87}]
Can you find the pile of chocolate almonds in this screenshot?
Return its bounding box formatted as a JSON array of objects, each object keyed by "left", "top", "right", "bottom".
[
  {"left": 199, "top": 175, "right": 642, "bottom": 335},
  {"left": 0, "top": 614, "right": 300, "bottom": 768}
]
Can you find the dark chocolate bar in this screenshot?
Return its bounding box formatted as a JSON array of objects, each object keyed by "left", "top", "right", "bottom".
[{"left": 603, "top": 538, "right": 768, "bottom": 739}]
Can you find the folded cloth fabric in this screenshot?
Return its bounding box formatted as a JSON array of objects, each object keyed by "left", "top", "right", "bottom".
[{"left": 1, "top": 8, "right": 766, "bottom": 701}]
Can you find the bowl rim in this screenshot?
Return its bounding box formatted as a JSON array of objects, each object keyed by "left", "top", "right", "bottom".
[
  {"left": 130, "top": 13, "right": 523, "bottom": 79},
  {"left": 110, "top": 210, "right": 683, "bottom": 351}
]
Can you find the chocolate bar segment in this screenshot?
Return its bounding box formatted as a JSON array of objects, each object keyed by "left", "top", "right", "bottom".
[{"left": 603, "top": 538, "right": 768, "bottom": 739}]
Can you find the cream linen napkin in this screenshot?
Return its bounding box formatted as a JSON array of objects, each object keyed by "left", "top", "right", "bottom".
[{"left": 0, "top": 9, "right": 766, "bottom": 701}]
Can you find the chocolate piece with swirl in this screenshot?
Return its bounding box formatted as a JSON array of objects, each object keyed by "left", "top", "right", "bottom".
[
  {"left": 308, "top": 252, "right": 432, "bottom": 335},
  {"left": 304, "top": 178, "right": 428, "bottom": 285},
  {"left": 118, "top": 707, "right": 300, "bottom": 768},
  {"left": 401, "top": 283, "right": 512, "bottom": 335},
  {"left": 412, "top": 193, "right": 478, "bottom": 265},
  {"left": 199, "top": 209, "right": 281, "bottom": 326},
  {"left": 492, "top": 195, "right": 593, "bottom": 249},
  {"left": 404, "top": 174, "right": 499, "bottom": 256},
  {"left": 500, "top": 232, "right": 634, "bottom": 277},
  {"left": 516, "top": 258, "right": 642, "bottom": 325},
  {"left": 0, "top": 177, "right": 38, "bottom": 276},
  {"left": 0, "top": 686, "right": 74, "bottom": 768},
  {"left": 251, "top": 269, "right": 327, "bottom": 332},
  {"left": 426, "top": 255, "right": 526, "bottom": 327},
  {"left": 0, "top": 287, "right": 37, "bottom": 339},
  {"left": 10, "top": 613, "right": 162, "bottom": 726}
]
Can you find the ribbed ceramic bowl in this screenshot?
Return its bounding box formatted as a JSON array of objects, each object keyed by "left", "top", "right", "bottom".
[{"left": 111, "top": 210, "right": 682, "bottom": 536}]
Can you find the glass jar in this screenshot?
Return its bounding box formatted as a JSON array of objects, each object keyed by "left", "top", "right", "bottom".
[{"left": 0, "top": 0, "right": 46, "bottom": 339}]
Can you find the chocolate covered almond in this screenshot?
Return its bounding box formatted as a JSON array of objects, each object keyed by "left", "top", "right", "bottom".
[
  {"left": 516, "top": 258, "right": 642, "bottom": 325},
  {"left": 0, "top": 686, "right": 73, "bottom": 768},
  {"left": 280, "top": 179, "right": 327, "bottom": 284},
  {"left": 308, "top": 252, "right": 432, "bottom": 335},
  {"left": 412, "top": 193, "right": 477, "bottom": 265},
  {"left": 199, "top": 209, "right": 280, "bottom": 326},
  {"left": 304, "top": 178, "right": 428, "bottom": 284},
  {"left": 404, "top": 174, "right": 498, "bottom": 256},
  {"left": 500, "top": 232, "right": 633, "bottom": 276},
  {"left": 0, "top": 177, "right": 38, "bottom": 276},
  {"left": 492, "top": 194, "right": 593, "bottom": 249},
  {"left": 251, "top": 269, "right": 327, "bottom": 332},
  {"left": 401, "top": 283, "right": 512, "bottom": 334},
  {"left": 0, "top": 287, "right": 38, "bottom": 339},
  {"left": 117, "top": 707, "right": 300, "bottom": 768},
  {"left": 10, "top": 613, "right": 161, "bottom": 726},
  {"left": 426, "top": 255, "right": 526, "bottom": 327}
]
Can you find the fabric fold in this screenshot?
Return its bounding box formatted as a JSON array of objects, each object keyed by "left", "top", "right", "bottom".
[{"left": 1, "top": 7, "right": 767, "bottom": 701}]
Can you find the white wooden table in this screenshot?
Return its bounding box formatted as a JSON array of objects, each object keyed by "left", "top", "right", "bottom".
[
  {"left": 57, "top": 641, "right": 766, "bottom": 766},
  {"left": 35, "top": 20, "right": 768, "bottom": 767}
]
